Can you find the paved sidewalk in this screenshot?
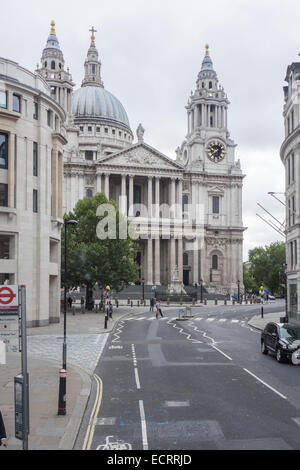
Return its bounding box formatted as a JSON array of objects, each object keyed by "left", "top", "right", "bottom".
[
  {"left": 0, "top": 306, "right": 138, "bottom": 451},
  {"left": 0, "top": 303, "right": 286, "bottom": 451}
]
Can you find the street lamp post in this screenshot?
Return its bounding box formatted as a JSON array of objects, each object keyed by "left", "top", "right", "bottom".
[
  {"left": 283, "top": 263, "right": 288, "bottom": 321},
  {"left": 142, "top": 277, "right": 145, "bottom": 304},
  {"left": 200, "top": 278, "right": 203, "bottom": 303},
  {"left": 237, "top": 280, "right": 240, "bottom": 304},
  {"left": 58, "top": 219, "right": 78, "bottom": 416}
]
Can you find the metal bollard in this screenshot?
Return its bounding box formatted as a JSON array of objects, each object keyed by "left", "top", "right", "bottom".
[
  {"left": 58, "top": 369, "right": 67, "bottom": 415},
  {"left": 131, "top": 300, "right": 133, "bottom": 307},
  {"left": 261, "top": 306, "right": 264, "bottom": 318},
  {"left": 215, "top": 299, "right": 218, "bottom": 305},
  {"left": 224, "top": 299, "right": 227, "bottom": 305},
  {"left": 138, "top": 300, "right": 140, "bottom": 307},
  {"left": 127, "top": 297, "right": 130, "bottom": 305},
  {"left": 204, "top": 299, "right": 207, "bottom": 305},
  {"left": 72, "top": 306, "right": 75, "bottom": 316},
  {"left": 104, "top": 314, "right": 108, "bottom": 329}
]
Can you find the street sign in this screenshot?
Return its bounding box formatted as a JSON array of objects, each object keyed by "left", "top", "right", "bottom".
[
  {"left": 0, "top": 285, "right": 19, "bottom": 315},
  {"left": 0, "top": 316, "right": 19, "bottom": 353}
]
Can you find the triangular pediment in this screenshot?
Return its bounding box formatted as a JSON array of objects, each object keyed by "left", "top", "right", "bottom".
[
  {"left": 97, "top": 142, "right": 183, "bottom": 171},
  {"left": 207, "top": 185, "right": 225, "bottom": 196}
]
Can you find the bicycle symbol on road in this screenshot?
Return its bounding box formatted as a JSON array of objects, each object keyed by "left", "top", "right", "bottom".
[{"left": 96, "top": 435, "right": 132, "bottom": 450}]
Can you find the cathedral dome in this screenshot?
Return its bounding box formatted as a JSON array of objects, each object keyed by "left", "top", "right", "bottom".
[{"left": 72, "top": 85, "right": 131, "bottom": 130}]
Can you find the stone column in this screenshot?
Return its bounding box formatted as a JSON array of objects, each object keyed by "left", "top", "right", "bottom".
[
  {"left": 147, "top": 237, "right": 153, "bottom": 285},
  {"left": 155, "top": 176, "right": 160, "bottom": 218},
  {"left": 170, "top": 236, "right": 176, "bottom": 276},
  {"left": 96, "top": 172, "right": 102, "bottom": 194},
  {"left": 170, "top": 177, "right": 176, "bottom": 219},
  {"left": 129, "top": 175, "right": 134, "bottom": 217},
  {"left": 177, "top": 178, "right": 183, "bottom": 219},
  {"left": 104, "top": 173, "right": 110, "bottom": 199},
  {"left": 8, "top": 132, "right": 15, "bottom": 208},
  {"left": 148, "top": 176, "right": 153, "bottom": 219},
  {"left": 193, "top": 243, "right": 199, "bottom": 285},
  {"left": 178, "top": 237, "right": 183, "bottom": 284},
  {"left": 120, "top": 174, "right": 127, "bottom": 215},
  {"left": 155, "top": 237, "right": 160, "bottom": 285}
]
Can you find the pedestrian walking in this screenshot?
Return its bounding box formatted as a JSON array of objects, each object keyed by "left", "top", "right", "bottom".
[
  {"left": 155, "top": 302, "right": 163, "bottom": 319},
  {"left": 108, "top": 301, "right": 113, "bottom": 319},
  {"left": 0, "top": 410, "right": 7, "bottom": 448},
  {"left": 80, "top": 296, "right": 85, "bottom": 313},
  {"left": 150, "top": 297, "right": 155, "bottom": 312},
  {"left": 67, "top": 296, "right": 73, "bottom": 309}
]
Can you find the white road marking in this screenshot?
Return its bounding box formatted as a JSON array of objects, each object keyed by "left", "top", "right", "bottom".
[
  {"left": 231, "top": 319, "right": 239, "bottom": 323},
  {"left": 206, "top": 318, "right": 215, "bottom": 322},
  {"left": 243, "top": 368, "right": 287, "bottom": 400},
  {"left": 139, "top": 400, "right": 148, "bottom": 450},
  {"left": 134, "top": 367, "right": 141, "bottom": 390},
  {"left": 212, "top": 345, "right": 232, "bottom": 361},
  {"left": 218, "top": 319, "right": 227, "bottom": 322}
]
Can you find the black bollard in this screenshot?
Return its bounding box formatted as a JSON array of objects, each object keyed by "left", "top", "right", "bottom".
[
  {"left": 104, "top": 314, "right": 108, "bottom": 329},
  {"left": 261, "top": 306, "right": 264, "bottom": 318},
  {"left": 58, "top": 369, "right": 67, "bottom": 415}
]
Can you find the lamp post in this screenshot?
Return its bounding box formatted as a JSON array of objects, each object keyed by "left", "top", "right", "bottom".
[
  {"left": 58, "top": 219, "right": 78, "bottom": 416},
  {"left": 142, "top": 277, "right": 145, "bottom": 304},
  {"left": 283, "top": 263, "right": 288, "bottom": 321},
  {"left": 237, "top": 280, "right": 240, "bottom": 304},
  {"left": 200, "top": 278, "right": 203, "bottom": 303}
]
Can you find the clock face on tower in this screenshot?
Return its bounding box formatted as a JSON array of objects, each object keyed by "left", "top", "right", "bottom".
[{"left": 206, "top": 140, "right": 226, "bottom": 163}]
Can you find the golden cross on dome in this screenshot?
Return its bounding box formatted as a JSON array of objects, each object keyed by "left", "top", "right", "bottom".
[
  {"left": 89, "top": 26, "right": 97, "bottom": 47},
  {"left": 205, "top": 44, "right": 210, "bottom": 57},
  {"left": 50, "top": 20, "right": 56, "bottom": 35}
]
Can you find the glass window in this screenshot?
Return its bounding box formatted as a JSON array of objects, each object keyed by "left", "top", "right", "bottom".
[
  {"left": 183, "top": 253, "right": 188, "bottom": 266},
  {"left": 96, "top": 127, "right": 100, "bottom": 132},
  {"left": 182, "top": 195, "right": 188, "bottom": 212},
  {"left": 51, "top": 60, "right": 55, "bottom": 70},
  {"left": 85, "top": 151, "right": 93, "bottom": 161},
  {"left": 0, "top": 90, "right": 7, "bottom": 109},
  {"left": 33, "top": 142, "right": 38, "bottom": 176},
  {"left": 88, "top": 126, "right": 92, "bottom": 132},
  {"left": 0, "top": 183, "right": 8, "bottom": 207},
  {"left": 47, "top": 110, "right": 52, "bottom": 127},
  {"left": 212, "top": 196, "right": 219, "bottom": 214},
  {"left": 105, "top": 128, "right": 108, "bottom": 134},
  {"left": 33, "top": 102, "right": 38, "bottom": 120},
  {"left": 0, "top": 235, "right": 12, "bottom": 259},
  {"left": 13, "top": 94, "right": 21, "bottom": 113},
  {"left": 80, "top": 126, "right": 84, "bottom": 132},
  {"left": 212, "top": 254, "right": 218, "bottom": 269},
  {"left": 0, "top": 133, "right": 8, "bottom": 169},
  {"left": 86, "top": 189, "right": 93, "bottom": 197},
  {"left": 33, "top": 189, "right": 38, "bottom": 212}
]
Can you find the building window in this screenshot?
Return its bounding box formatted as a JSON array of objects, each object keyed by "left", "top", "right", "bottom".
[
  {"left": 33, "top": 101, "right": 38, "bottom": 120},
  {"left": 12, "top": 94, "right": 21, "bottom": 113},
  {"left": 80, "top": 126, "right": 84, "bottom": 132},
  {"left": 85, "top": 151, "right": 93, "bottom": 161},
  {"left": 0, "top": 133, "right": 8, "bottom": 169},
  {"left": 0, "top": 90, "right": 7, "bottom": 109},
  {"left": 86, "top": 189, "right": 93, "bottom": 197},
  {"left": 119, "top": 131, "right": 122, "bottom": 137},
  {"left": 33, "top": 142, "right": 38, "bottom": 176},
  {"left": 51, "top": 60, "right": 55, "bottom": 70},
  {"left": 0, "top": 235, "right": 11, "bottom": 259},
  {"left": 112, "top": 129, "right": 115, "bottom": 135},
  {"left": 291, "top": 109, "right": 295, "bottom": 131},
  {"left": 47, "top": 109, "right": 52, "bottom": 127},
  {"left": 290, "top": 241, "right": 294, "bottom": 268},
  {"left": 88, "top": 126, "right": 92, "bottom": 132},
  {"left": 105, "top": 128, "right": 108, "bottom": 134},
  {"left": 96, "top": 127, "right": 100, "bottom": 133},
  {"left": 288, "top": 199, "right": 291, "bottom": 227},
  {"left": 183, "top": 252, "right": 189, "bottom": 266},
  {"left": 291, "top": 153, "right": 295, "bottom": 182},
  {"left": 33, "top": 189, "right": 38, "bottom": 212},
  {"left": 209, "top": 81, "right": 212, "bottom": 89},
  {"left": 212, "top": 196, "right": 219, "bottom": 214},
  {"left": 0, "top": 183, "right": 8, "bottom": 207},
  {"left": 212, "top": 254, "right": 218, "bottom": 270},
  {"left": 295, "top": 240, "right": 298, "bottom": 267},
  {"left": 292, "top": 196, "right": 296, "bottom": 225}
]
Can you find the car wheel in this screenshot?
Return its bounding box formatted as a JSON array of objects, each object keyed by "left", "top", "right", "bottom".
[
  {"left": 276, "top": 348, "right": 283, "bottom": 363},
  {"left": 261, "top": 340, "right": 268, "bottom": 355}
]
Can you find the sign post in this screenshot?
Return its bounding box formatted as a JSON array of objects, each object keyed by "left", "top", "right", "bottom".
[{"left": 0, "top": 284, "right": 29, "bottom": 450}]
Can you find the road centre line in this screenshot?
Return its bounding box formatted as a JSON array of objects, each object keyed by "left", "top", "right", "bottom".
[
  {"left": 139, "top": 400, "right": 149, "bottom": 450},
  {"left": 211, "top": 345, "right": 233, "bottom": 361},
  {"left": 134, "top": 367, "right": 141, "bottom": 390},
  {"left": 243, "top": 368, "right": 287, "bottom": 400}
]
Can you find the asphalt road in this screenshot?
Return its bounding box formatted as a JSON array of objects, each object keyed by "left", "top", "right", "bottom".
[{"left": 75, "top": 301, "right": 300, "bottom": 450}]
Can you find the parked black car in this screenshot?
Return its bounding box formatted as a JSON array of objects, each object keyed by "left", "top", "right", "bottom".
[{"left": 261, "top": 322, "right": 300, "bottom": 363}]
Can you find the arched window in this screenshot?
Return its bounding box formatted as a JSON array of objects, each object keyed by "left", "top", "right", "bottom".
[
  {"left": 212, "top": 254, "right": 218, "bottom": 270},
  {"left": 183, "top": 253, "right": 189, "bottom": 266},
  {"left": 51, "top": 60, "right": 55, "bottom": 70},
  {"left": 209, "top": 81, "right": 212, "bottom": 89},
  {"left": 44, "top": 61, "right": 47, "bottom": 68}
]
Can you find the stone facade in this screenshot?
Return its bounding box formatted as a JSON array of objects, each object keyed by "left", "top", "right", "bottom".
[
  {"left": 0, "top": 57, "right": 66, "bottom": 326},
  {"left": 280, "top": 61, "right": 300, "bottom": 324},
  {"left": 38, "top": 24, "right": 245, "bottom": 295}
]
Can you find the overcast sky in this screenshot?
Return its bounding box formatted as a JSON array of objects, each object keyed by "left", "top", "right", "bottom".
[{"left": 1, "top": 0, "right": 296, "bottom": 260}]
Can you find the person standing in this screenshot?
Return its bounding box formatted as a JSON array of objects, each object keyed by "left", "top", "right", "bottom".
[
  {"left": 155, "top": 302, "right": 163, "bottom": 319},
  {"left": 150, "top": 297, "right": 155, "bottom": 312},
  {"left": 0, "top": 410, "right": 7, "bottom": 448}
]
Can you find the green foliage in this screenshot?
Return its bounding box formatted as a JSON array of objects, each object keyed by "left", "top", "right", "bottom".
[
  {"left": 61, "top": 192, "right": 139, "bottom": 291},
  {"left": 246, "top": 241, "right": 286, "bottom": 294}
]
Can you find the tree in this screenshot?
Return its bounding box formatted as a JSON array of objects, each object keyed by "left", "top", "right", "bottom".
[
  {"left": 243, "top": 263, "right": 257, "bottom": 293},
  {"left": 61, "top": 192, "right": 139, "bottom": 305},
  {"left": 247, "top": 241, "right": 286, "bottom": 295}
]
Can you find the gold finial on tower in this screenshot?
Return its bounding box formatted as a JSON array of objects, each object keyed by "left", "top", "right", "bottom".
[
  {"left": 89, "top": 26, "right": 97, "bottom": 47},
  {"left": 50, "top": 20, "right": 56, "bottom": 35},
  {"left": 205, "top": 44, "right": 210, "bottom": 57}
]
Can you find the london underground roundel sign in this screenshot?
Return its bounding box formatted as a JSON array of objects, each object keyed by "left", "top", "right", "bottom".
[{"left": 0, "top": 285, "right": 19, "bottom": 315}]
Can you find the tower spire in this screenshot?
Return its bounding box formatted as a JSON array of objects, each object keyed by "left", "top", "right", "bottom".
[
  {"left": 205, "top": 44, "right": 209, "bottom": 57},
  {"left": 89, "top": 26, "right": 97, "bottom": 47},
  {"left": 50, "top": 20, "right": 56, "bottom": 35}
]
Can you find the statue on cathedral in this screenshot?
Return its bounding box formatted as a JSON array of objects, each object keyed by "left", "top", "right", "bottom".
[{"left": 136, "top": 123, "right": 145, "bottom": 143}]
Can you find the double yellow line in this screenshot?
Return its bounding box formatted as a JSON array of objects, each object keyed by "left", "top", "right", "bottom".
[{"left": 82, "top": 373, "right": 103, "bottom": 450}]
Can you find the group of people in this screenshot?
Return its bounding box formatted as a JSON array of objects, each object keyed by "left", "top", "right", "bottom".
[{"left": 150, "top": 297, "right": 163, "bottom": 318}]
